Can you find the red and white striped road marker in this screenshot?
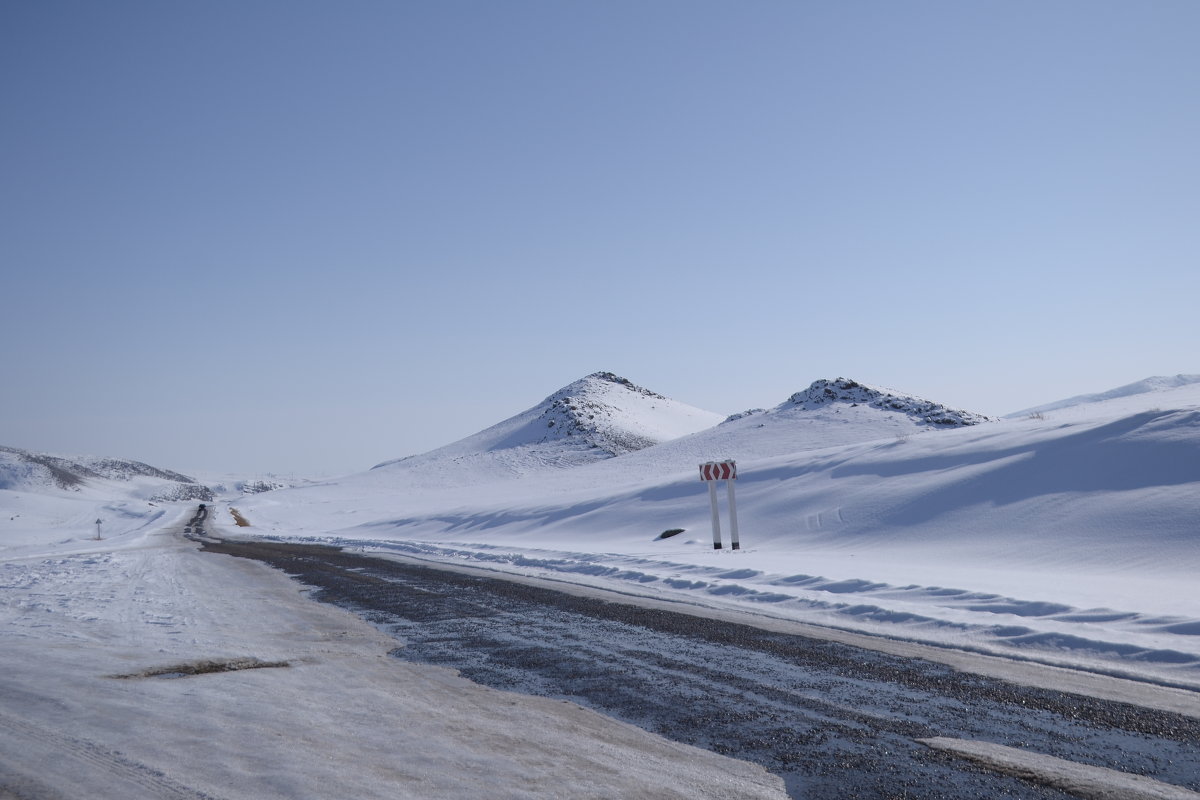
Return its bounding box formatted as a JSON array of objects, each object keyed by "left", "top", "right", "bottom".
[
  {"left": 699, "top": 461, "right": 737, "bottom": 481},
  {"left": 699, "top": 460, "right": 740, "bottom": 550}
]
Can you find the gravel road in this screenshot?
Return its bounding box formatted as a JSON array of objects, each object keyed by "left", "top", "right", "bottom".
[{"left": 201, "top": 537, "right": 1200, "bottom": 800}]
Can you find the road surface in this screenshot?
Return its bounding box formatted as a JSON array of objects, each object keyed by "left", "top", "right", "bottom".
[{"left": 198, "top": 527, "right": 1199, "bottom": 799}]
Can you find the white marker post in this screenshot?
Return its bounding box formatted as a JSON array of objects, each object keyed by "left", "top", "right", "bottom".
[
  {"left": 707, "top": 480, "right": 722, "bottom": 549},
  {"left": 699, "top": 460, "right": 740, "bottom": 550},
  {"left": 94, "top": 518, "right": 103, "bottom": 540},
  {"left": 726, "top": 477, "right": 740, "bottom": 551}
]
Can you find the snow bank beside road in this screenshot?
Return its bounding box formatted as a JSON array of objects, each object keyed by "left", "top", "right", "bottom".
[{"left": 0, "top": 513, "right": 785, "bottom": 799}]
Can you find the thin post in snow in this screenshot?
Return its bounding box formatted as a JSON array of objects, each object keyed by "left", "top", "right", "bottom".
[
  {"left": 707, "top": 481, "right": 723, "bottom": 549},
  {"left": 727, "top": 478, "right": 740, "bottom": 551},
  {"left": 700, "top": 460, "right": 740, "bottom": 550}
]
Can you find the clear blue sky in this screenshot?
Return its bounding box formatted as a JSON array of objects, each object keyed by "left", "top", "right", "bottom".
[{"left": 3, "top": 1, "right": 1198, "bottom": 476}]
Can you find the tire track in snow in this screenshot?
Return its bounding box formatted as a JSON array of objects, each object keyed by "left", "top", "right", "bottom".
[{"left": 0, "top": 711, "right": 218, "bottom": 800}]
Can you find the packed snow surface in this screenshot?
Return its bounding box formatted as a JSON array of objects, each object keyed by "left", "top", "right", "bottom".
[{"left": 0, "top": 512, "right": 784, "bottom": 799}]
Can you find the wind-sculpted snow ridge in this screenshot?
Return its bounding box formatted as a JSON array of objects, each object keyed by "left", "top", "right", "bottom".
[{"left": 780, "top": 378, "right": 993, "bottom": 427}]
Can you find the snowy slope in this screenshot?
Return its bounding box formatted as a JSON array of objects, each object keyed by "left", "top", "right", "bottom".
[
  {"left": 0, "top": 446, "right": 214, "bottom": 554},
  {"left": 1008, "top": 374, "right": 1200, "bottom": 417},
  {"left": 238, "top": 376, "right": 1200, "bottom": 689},
  {"left": 367, "top": 372, "right": 723, "bottom": 489}
]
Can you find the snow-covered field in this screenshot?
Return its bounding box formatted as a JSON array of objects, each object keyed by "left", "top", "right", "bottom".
[
  {"left": 0, "top": 506, "right": 784, "bottom": 799},
  {"left": 3, "top": 372, "right": 1199, "bottom": 797}
]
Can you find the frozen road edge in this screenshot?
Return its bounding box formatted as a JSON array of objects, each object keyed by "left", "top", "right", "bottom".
[
  {"left": 372, "top": 550, "right": 1200, "bottom": 720},
  {"left": 918, "top": 737, "right": 1200, "bottom": 800}
]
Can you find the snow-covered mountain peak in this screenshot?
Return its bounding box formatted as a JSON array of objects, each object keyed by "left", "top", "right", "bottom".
[
  {"left": 533, "top": 372, "right": 682, "bottom": 456},
  {"left": 570, "top": 371, "right": 666, "bottom": 399},
  {"left": 780, "top": 378, "right": 993, "bottom": 427},
  {"left": 369, "top": 373, "right": 723, "bottom": 485}
]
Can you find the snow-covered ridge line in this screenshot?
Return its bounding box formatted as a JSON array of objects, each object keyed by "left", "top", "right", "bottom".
[
  {"left": 779, "top": 377, "right": 992, "bottom": 427},
  {"left": 0, "top": 444, "right": 213, "bottom": 501},
  {"left": 1008, "top": 373, "right": 1200, "bottom": 418}
]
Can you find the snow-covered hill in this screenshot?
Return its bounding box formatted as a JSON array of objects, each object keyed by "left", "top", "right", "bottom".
[
  {"left": 368, "top": 372, "right": 723, "bottom": 488},
  {"left": 723, "top": 376, "right": 991, "bottom": 445},
  {"left": 0, "top": 445, "right": 215, "bottom": 554},
  {"left": 566, "top": 377, "right": 995, "bottom": 484},
  {"left": 352, "top": 376, "right": 995, "bottom": 494},
  {"left": 0, "top": 445, "right": 212, "bottom": 502},
  {"left": 1007, "top": 374, "right": 1200, "bottom": 418},
  {"left": 235, "top": 374, "right": 1200, "bottom": 689},
  {"left": 779, "top": 377, "right": 992, "bottom": 426}
]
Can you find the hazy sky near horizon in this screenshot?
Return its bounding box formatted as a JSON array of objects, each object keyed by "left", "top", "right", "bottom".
[{"left": 3, "top": 1, "right": 1198, "bottom": 476}]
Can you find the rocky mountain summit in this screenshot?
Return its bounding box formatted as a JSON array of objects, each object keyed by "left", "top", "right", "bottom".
[
  {"left": 531, "top": 372, "right": 691, "bottom": 456},
  {"left": 779, "top": 378, "right": 993, "bottom": 427}
]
